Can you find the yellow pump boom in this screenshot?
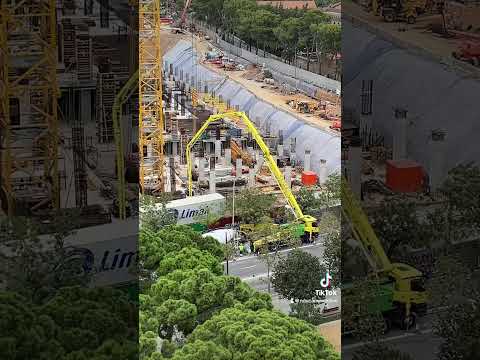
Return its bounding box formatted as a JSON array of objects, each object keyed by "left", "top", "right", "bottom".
[
  {"left": 186, "top": 112, "right": 318, "bottom": 237},
  {"left": 342, "top": 176, "right": 428, "bottom": 325}
]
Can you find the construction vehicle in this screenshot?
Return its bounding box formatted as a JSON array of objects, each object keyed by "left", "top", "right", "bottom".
[
  {"left": 452, "top": 40, "right": 480, "bottom": 67},
  {"left": 230, "top": 139, "right": 253, "bottom": 166},
  {"left": 330, "top": 118, "right": 341, "bottom": 131},
  {"left": 287, "top": 100, "right": 319, "bottom": 114},
  {"left": 381, "top": 0, "right": 422, "bottom": 23},
  {"left": 186, "top": 112, "right": 319, "bottom": 246},
  {"left": 342, "top": 177, "right": 428, "bottom": 331},
  {"left": 380, "top": 0, "right": 441, "bottom": 24}
]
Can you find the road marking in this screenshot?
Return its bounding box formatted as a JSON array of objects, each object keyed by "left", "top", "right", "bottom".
[{"left": 238, "top": 265, "right": 256, "bottom": 270}]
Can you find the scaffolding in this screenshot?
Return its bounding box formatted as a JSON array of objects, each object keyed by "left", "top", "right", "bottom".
[
  {"left": 0, "top": 0, "right": 60, "bottom": 216},
  {"left": 139, "top": 0, "right": 164, "bottom": 193}
]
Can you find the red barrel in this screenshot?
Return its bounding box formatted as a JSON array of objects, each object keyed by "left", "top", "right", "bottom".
[{"left": 301, "top": 171, "right": 318, "bottom": 186}]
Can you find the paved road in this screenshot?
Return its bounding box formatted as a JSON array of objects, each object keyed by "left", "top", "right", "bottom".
[
  {"left": 224, "top": 242, "right": 341, "bottom": 314},
  {"left": 342, "top": 312, "right": 443, "bottom": 359},
  {"left": 223, "top": 242, "right": 324, "bottom": 279}
]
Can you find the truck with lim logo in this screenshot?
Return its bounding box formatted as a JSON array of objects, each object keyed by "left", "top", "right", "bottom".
[{"left": 165, "top": 193, "right": 226, "bottom": 232}]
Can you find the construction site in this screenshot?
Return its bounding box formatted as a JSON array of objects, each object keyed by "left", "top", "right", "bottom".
[
  {"left": 0, "top": 1, "right": 139, "bottom": 288},
  {"left": 140, "top": 9, "right": 342, "bottom": 199}
]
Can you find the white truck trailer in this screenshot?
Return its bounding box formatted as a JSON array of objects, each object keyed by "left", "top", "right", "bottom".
[{"left": 165, "top": 193, "right": 226, "bottom": 226}]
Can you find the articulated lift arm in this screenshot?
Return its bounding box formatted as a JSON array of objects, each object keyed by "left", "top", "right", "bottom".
[
  {"left": 341, "top": 176, "right": 393, "bottom": 273},
  {"left": 186, "top": 112, "right": 317, "bottom": 234}
]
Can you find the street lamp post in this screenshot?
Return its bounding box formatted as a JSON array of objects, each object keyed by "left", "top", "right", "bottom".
[{"left": 225, "top": 177, "right": 236, "bottom": 275}]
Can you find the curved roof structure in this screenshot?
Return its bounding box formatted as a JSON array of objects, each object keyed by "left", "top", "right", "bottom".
[
  {"left": 343, "top": 20, "right": 480, "bottom": 179},
  {"left": 164, "top": 41, "right": 341, "bottom": 176}
]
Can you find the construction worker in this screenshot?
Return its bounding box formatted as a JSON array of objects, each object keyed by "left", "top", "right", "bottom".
[{"left": 239, "top": 243, "right": 245, "bottom": 256}]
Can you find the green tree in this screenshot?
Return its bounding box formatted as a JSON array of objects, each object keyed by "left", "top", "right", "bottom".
[
  {"left": 440, "top": 162, "right": 480, "bottom": 240},
  {"left": 139, "top": 225, "right": 223, "bottom": 284},
  {"left": 157, "top": 247, "right": 223, "bottom": 276},
  {"left": 140, "top": 193, "right": 176, "bottom": 232},
  {"left": 140, "top": 268, "right": 272, "bottom": 346},
  {"left": 0, "top": 287, "right": 138, "bottom": 360},
  {"left": 272, "top": 249, "right": 325, "bottom": 302},
  {"left": 342, "top": 279, "right": 387, "bottom": 342},
  {"left": 310, "top": 23, "right": 340, "bottom": 73},
  {"left": 435, "top": 302, "right": 480, "bottom": 360},
  {"left": 426, "top": 253, "right": 480, "bottom": 360},
  {"left": 173, "top": 305, "right": 339, "bottom": 360},
  {"left": 0, "top": 214, "right": 86, "bottom": 304},
  {"left": 370, "top": 199, "right": 430, "bottom": 258},
  {"left": 320, "top": 212, "right": 341, "bottom": 288},
  {"left": 251, "top": 222, "right": 300, "bottom": 293},
  {"left": 273, "top": 17, "right": 302, "bottom": 61},
  {"left": 233, "top": 188, "right": 275, "bottom": 225}
]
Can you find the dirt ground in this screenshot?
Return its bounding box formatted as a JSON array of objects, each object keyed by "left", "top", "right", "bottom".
[
  {"left": 343, "top": 1, "right": 480, "bottom": 77},
  {"left": 161, "top": 28, "right": 341, "bottom": 134},
  {"left": 318, "top": 320, "right": 341, "bottom": 353}
]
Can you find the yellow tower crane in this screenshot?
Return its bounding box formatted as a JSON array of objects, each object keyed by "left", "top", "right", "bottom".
[
  {"left": 139, "top": 0, "right": 164, "bottom": 194},
  {"left": 0, "top": 0, "right": 59, "bottom": 216}
]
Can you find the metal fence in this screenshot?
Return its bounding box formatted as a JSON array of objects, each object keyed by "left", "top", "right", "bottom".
[{"left": 196, "top": 22, "right": 341, "bottom": 95}]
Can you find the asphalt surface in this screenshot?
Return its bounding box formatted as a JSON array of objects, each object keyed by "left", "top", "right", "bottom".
[
  {"left": 224, "top": 242, "right": 341, "bottom": 314},
  {"left": 342, "top": 312, "right": 443, "bottom": 359},
  {"left": 224, "top": 242, "right": 324, "bottom": 280}
]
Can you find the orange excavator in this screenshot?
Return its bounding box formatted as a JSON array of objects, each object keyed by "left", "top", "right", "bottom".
[{"left": 230, "top": 139, "right": 253, "bottom": 166}]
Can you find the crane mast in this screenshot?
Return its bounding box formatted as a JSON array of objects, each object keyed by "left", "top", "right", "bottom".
[{"left": 139, "top": 0, "right": 165, "bottom": 194}]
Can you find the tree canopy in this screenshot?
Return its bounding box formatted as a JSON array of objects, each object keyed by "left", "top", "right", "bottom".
[
  {"left": 272, "top": 249, "right": 325, "bottom": 302},
  {"left": 171, "top": 305, "right": 339, "bottom": 360},
  {"left": 0, "top": 287, "right": 138, "bottom": 360},
  {"left": 191, "top": 0, "right": 340, "bottom": 64}
]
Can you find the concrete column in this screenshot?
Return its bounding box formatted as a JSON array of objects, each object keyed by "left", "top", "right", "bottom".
[
  {"left": 290, "top": 152, "right": 297, "bottom": 167},
  {"left": 225, "top": 148, "right": 232, "bottom": 166},
  {"left": 215, "top": 140, "right": 221, "bottom": 160},
  {"left": 209, "top": 157, "right": 216, "bottom": 193},
  {"left": 236, "top": 158, "right": 242, "bottom": 179},
  {"left": 319, "top": 159, "right": 328, "bottom": 185},
  {"left": 255, "top": 155, "right": 264, "bottom": 174},
  {"left": 348, "top": 140, "right": 362, "bottom": 198},
  {"left": 285, "top": 165, "right": 292, "bottom": 188},
  {"left": 193, "top": 116, "right": 197, "bottom": 133},
  {"left": 429, "top": 130, "right": 446, "bottom": 192},
  {"left": 172, "top": 141, "right": 178, "bottom": 157},
  {"left": 393, "top": 109, "right": 408, "bottom": 160},
  {"left": 198, "top": 158, "right": 206, "bottom": 181},
  {"left": 277, "top": 144, "right": 284, "bottom": 158},
  {"left": 304, "top": 149, "right": 311, "bottom": 172},
  {"left": 248, "top": 167, "right": 256, "bottom": 187}
]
